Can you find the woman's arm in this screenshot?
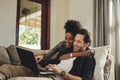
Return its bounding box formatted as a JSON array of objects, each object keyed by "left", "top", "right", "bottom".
[
  {"left": 35, "top": 42, "right": 64, "bottom": 63},
  {"left": 44, "top": 42, "right": 64, "bottom": 60},
  {"left": 60, "top": 49, "right": 95, "bottom": 60}
]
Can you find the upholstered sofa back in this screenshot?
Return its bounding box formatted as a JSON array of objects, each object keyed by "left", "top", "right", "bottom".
[
  {"left": 0, "top": 45, "right": 115, "bottom": 80},
  {"left": 0, "top": 45, "right": 48, "bottom": 65}
]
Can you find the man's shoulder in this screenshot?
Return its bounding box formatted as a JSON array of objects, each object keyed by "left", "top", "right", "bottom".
[
  {"left": 77, "top": 55, "right": 95, "bottom": 62},
  {"left": 85, "top": 55, "right": 95, "bottom": 60},
  {"left": 84, "top": 56, "right": 96, "bottom": 65}
]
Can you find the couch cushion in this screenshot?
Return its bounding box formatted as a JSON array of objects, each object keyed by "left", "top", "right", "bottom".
[
  {"left": 0, "top": 46, "right": 11, "bottom": 65},
  {"left": 7, "top": 45, "right": 20, "bottom": 65},
  {"left": 93, "top": 45, "right": 110, "bottom": 80}
]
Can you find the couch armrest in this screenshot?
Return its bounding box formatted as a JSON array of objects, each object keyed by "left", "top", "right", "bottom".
[{"left": 8, "top": 77, "right": 52, "bottom": 80}]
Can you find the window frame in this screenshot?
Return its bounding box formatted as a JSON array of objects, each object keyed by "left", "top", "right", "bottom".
[{"left": 16, "top": 0, "right": 50, "bottom": 50}]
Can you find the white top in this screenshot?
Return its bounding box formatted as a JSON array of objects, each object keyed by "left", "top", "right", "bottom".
[{"left": 57, "top": 57, "right": 76, "bottom": 72}]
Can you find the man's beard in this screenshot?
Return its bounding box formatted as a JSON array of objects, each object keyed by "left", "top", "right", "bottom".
[
  {"left": 79, "top": 47, "right": 83, "bottom": 52},
  {"left": 73, "top": 46, "right": 83, "bottom": 52}
]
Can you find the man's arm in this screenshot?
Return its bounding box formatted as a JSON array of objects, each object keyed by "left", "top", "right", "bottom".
[
  {"left": 45, "top": 64, "right": 82, "bottom": 80},
  {"left": 46, "top": 56, "right": 95, "bottom": 80}
]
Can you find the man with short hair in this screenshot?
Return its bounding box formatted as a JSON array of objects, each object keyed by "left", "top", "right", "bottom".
[
  {"left": 45, "top": 29, "right": 96, "bottom": 80},
  {"left": 0, "top": 29, "right": 95, "bottom": 80}
]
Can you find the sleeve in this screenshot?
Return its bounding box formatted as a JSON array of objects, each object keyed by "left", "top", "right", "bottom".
[
  {"left": 80, "top": 56, "right": 96, "bottom": 80},
  {"left": 87, "top": 48, "right": 95, "bottom": 56},
  {"left": 44, "top": 42, "right": 63, "bottom": 61}
]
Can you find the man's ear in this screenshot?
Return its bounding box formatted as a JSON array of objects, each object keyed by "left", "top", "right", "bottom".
[{"left": 84, "top": 42, "right": 90, "bottom": 47}]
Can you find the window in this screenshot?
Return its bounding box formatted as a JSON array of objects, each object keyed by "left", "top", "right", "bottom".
[{"left": 16, "top": 0, "right": 50, "bottom": 49}]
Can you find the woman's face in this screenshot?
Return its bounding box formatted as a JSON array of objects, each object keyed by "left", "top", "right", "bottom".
[{"left": 64, "top": 32, "right": 74, "bottom": 48}]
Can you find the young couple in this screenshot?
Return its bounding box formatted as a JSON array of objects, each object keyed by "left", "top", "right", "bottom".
[{"left": 0, "top": 20, "right": 95, "bottom": 80}]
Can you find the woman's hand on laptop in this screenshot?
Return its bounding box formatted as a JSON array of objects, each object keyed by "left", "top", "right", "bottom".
[{"left": 35, "top": 55, "right": 44, "bottom": 63}]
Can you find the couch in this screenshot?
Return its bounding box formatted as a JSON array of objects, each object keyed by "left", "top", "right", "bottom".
[{"left": 0, "top": 45, "right": 115, "bottom": 80}]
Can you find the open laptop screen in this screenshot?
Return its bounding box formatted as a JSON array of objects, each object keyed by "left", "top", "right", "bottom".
[
  {"left": 16, "top": 47, "right": 56, "bottom": 75},
  {"left": 16, "top": 47, "right": 39, "bottom": 75}
]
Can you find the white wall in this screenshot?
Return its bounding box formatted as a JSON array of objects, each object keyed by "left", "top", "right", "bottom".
[
  {"left": 50, "top": 0, "right": 94, "bottom": 48},
  {"left": 50, "top": 0, "right": 70, "bottom": 48},
  {"left": 0, "top": 0, "right": 94, "bottom": 48},
  {"left": 0, "top": 0, "right": 17, "bottom": 47},
  {"left": 69, "top": 0, "right": 94, "bottom": 45}
]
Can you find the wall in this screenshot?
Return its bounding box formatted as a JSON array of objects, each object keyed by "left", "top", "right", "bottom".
[
  {"left": 0, "top": 0, "right": 94, "bottom": 48},
  {"left": 0, "top": 0, "right": 17, "bottom": 47},
  {"left": 50, "top": 0, "right": 94, "bottom": 48},
  {"left": 50, "top": 0, "right": 70, "bottom": 48},
  {"left": 69, "top": 0, "right": 94, "bottom": 45}
]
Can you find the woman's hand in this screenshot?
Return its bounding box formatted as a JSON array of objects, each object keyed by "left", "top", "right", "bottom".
[{"left": 35, "top": 55, "right": 44, "bottom": 63}]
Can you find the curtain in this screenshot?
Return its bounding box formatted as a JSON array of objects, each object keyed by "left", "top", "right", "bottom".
[
  {"left": 113, "top": 0, "right": 120, "bottom": 80},
  {"left": 93, "top": 0, "right": 110, "bottom": 47},
  {"left": 94, "top": 0, "right": 120, "bottom": 80}
]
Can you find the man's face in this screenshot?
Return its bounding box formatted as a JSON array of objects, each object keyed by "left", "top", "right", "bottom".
[{"left": 73, "top": 34, "right": 86, "bottom": 52}]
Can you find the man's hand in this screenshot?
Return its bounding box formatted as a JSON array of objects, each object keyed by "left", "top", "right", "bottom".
[
  {"left": 45, "top": 64, "right": 62, "bottom": 74},
  {"left": 45, "top": 64, "right": 82, "bottom": 80},
  {"left": 35, "top": 55, "right": 44, "bottom": 63}
]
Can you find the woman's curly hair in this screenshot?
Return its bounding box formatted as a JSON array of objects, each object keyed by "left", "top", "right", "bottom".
[{"left": 64, "top": 20, "right": 82, "bottom": 36}]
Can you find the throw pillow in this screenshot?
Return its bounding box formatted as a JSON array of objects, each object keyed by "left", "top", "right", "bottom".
[
  {"left": 104, "top": 55, "right": 111, "bottom": 80},
  {"left": 105, "top": 54, "right": 114, "bottom": 80},
  {"left": 0, "top": 46, "right": 11, "bottom": 65},
  {"left": 7, "top": 45, "right": 20, "bottom": 65},
  {"left": 93, "top": 46, "right": 110, "bottom": 80}
]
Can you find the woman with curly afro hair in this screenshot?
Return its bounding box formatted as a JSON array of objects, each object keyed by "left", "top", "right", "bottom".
[{"left": 36, "top": 20, "right": 94, "bottom": 67}]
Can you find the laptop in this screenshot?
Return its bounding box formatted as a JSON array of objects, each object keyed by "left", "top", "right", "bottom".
[{"left": 16, "top": 47, "right": 56, "bottom": 75}]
